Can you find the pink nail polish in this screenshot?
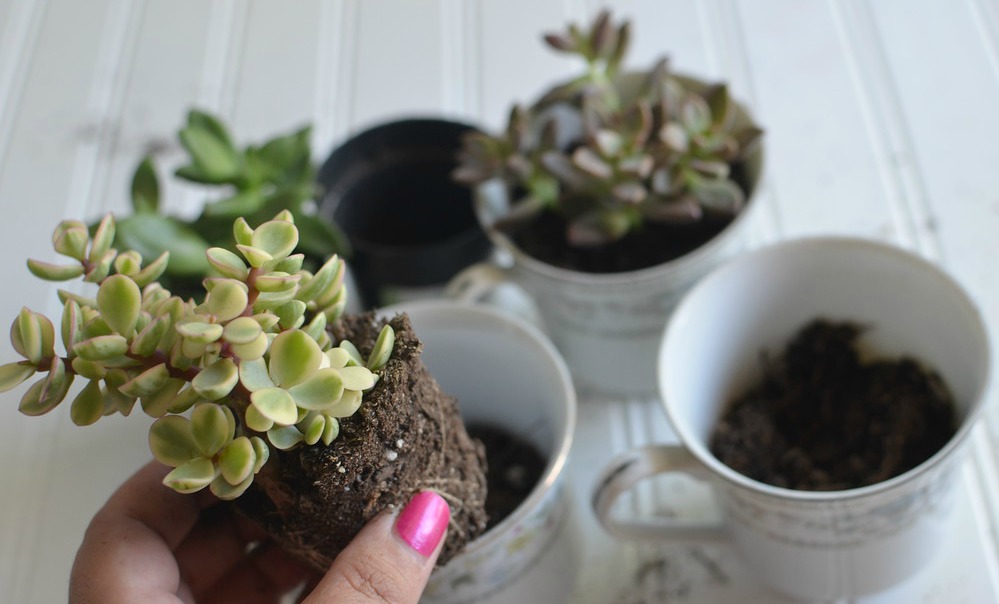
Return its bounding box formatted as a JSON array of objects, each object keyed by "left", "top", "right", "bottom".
[{"left": 395, "top": 491, "right": 450, "bottom": 557}]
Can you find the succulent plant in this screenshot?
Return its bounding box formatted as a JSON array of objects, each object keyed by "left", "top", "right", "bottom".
[
  {"left": 1, "top": 211, "right": 392, "bottom": 501},
  {"left": 107, "top": 109, "right": 349, "bottom": 299},
  {"left": 454, "top": 10, "right": 763, "bottom": 247}
]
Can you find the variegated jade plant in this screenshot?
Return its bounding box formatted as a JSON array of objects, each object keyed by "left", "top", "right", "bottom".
[
  {"left": 0, "top": 212, "right": 393, "bottom": 501},
  {"left": 453, "top": 10, "right": 763, "bottom": 246}
]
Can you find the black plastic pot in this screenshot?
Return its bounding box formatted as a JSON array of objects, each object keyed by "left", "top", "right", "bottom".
[{"left": 317, "top": 118, "right": 493, "bottom": 309}]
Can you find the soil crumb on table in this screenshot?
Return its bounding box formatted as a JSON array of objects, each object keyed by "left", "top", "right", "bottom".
[{"left": 711, "top": 320, "right": 957, "bottom": 491}]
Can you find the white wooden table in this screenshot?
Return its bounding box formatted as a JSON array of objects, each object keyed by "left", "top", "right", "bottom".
[{"left": 2, "top": 1, "right": 999, "bottom": 602}]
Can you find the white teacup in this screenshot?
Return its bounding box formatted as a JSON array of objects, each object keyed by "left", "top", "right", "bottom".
[
  {"left": 379, "top": 300, "right": 579, "bottom": 604},
  {"left": 592, "top": 237, "right": 992, "bottom": 600}
]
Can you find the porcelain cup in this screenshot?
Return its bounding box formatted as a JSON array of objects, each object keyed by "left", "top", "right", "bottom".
[
  {"left": 592, "top": 237, "right": 992, "bottom": 600},
  {"left": 379, "top": 300, "right": 580, "bottom": 603}
]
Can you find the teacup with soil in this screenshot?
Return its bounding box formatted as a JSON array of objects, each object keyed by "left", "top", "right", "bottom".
[
  {"left": 380, "top": 300, "right": 579, "bottom": 604},
  {"left": 593, "top": 237, "right": 991, "bottom": 600}
]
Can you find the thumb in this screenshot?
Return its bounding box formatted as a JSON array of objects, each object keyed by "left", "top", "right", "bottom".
[{"left": 302, "top": 491, "right": 450, "bottom": 604}]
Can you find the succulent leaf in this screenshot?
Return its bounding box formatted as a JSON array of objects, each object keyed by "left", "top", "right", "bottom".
[
  {"left": 26, "top": 259, "right": 84, "bottom": 281},
  {"left": 74, "top": 334, "right": 129, "bottom": 362},
  {"left": 97, "top": 275, "right": 142, "bottom": 338},
  {"left": 288, "top": 368, "right": 345, "bottom": 411},
  {"left": 53, "top": 221, "right": 90, "bottom": 261},
  {"left": 163, "top": 458, "right": 218, "bottom": 494},
  {"left": 366, "top": 325, "right": 395, "bottom": 371},
  {"left": 192, "top": 403, "right": 234, "bottom": 457},
  {"left": 119, "top": 363, "right": 170, "bottom": 398},
  {"left": 70, "top": 380, "right": 106, "bottom": 426},
  {"left": 321, "top": 415, "right": 340, "bottom": 445},
  {"left": 251, "top": 387, "right": 298, "bottom": 426},
  {"left": 0, "top": 362, "right": 35, "bottom": 392},
  {"left": 325, "top": 388, "right": 362, "bottom": 419},
  {"left": 203, "top": 279, "right": 248, "bottom": 322},
  {"left": 206, "top": 247, "right": 249, "bottom": 280},
  {"left": 266, "top": 425, "right": 304, "bottom": 450},
  {"left": 219, "top": 436, "right": 256, "bottom": 485},
  {"left": 302, "top": 414, "right": 325, "bottom": 446},
  {"left": 268, "top": 330, "right": 321, "bottom": 388},
  {"left": 89, "top": 214, "right": 116, "bottom": 265},
  {"left": 210, "top": 473, "right": 253, "bottom": 500},
  {"left": 191, "top": 358, "right": 238, "bottom": 401},
  {"left": 148, "top": 415, "right": 200, "bottom": 467},
  {"left": 245, "top": 402, "right": 275, "bottom": 432}
]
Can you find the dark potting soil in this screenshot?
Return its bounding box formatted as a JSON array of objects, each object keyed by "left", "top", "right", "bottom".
[
  {"left": 500, "top": 162, "right": 751, "bottom": 274},
  {"left": 507, "top": 212, "right": 732, "bottom": 273},
  {"left": 235, "top": 313, "right": 489, "bottom": 571},
  {"left": 467, "top": 423, "right": 546, "bottom": 527},
  {"left": 710, "top": 320, "right": 958, "bottom": 491}
]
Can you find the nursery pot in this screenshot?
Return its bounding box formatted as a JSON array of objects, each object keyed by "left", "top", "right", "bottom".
[
  {"left": 380, "top": 300, "right": 580, "bottom": 604},
  {"left": 449, "top": 73, "right": 764, "bottom": 399},
  {"left": 317, "top": 118, "right": 493, "bottom": 309},
  {"left": 592, "top": 237, "right": 992, "bottom": 600}
]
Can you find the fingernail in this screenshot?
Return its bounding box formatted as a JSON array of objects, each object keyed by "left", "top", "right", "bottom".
[{"left": 395, "top": 491, "right": 450, "bottom": 557}]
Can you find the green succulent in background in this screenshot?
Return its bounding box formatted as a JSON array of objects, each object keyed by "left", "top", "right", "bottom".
[
  {"left": 3, "top": 212, "right": 393, "bottom": 500},
  {"left": 107, "top": 110, "right": 349, "bottom": 300},
  {"left": 453, "top": 10, "right": 763, "bottom": 247}
]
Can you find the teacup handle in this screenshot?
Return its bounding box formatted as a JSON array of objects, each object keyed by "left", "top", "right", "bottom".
[
  {"left": 445, "top": 262, "right": 545, "bottom": 331},
  {"left": 593, "top": 444, "right": 726, "bottom": 543}
]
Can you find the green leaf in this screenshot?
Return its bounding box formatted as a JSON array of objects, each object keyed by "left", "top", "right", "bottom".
[
  {"left": 288, "top": 368, "right": 344, "bottom": 411},
  {"left": 97, "top": 274, "right": 142, "bottom": 337},
  {"left": 254, "top": 271, "right": 300, "bottom": 293},
  {"left": 74, "top": 334, "right": 129, "bottom": 361},
  {"left": 239, "top": 358, "right": 275, "bottom": 391},
  {"left": 53, "top": 221, "right": 90, "bottom": 261},
  {"left": 83, "top": 248, "right": 116, "bottom": 284},
  {"left": 273, "top": 253, "right": 304, "bottom": 274},
  {"left": 250, "top": 387, "right": 298, "bottom": 426},
  {"left": 148, "top": 415, "right": 200, "bottom": 467},
  {"left": 203, "top": 279, "right": 248, "bottom": 322},
  {"left": 115, "top": 214, "right": 211, "bottom": 277},
  {"left": 206, "top": 247, "right": 248, "bottom": 280},
  {"left": 340, "top": 365, "right": 376, "bottom": 391},
  {"left": 337, "top": 341, "right": 363, "bottom": 366},
  {"left": 130, "top": 315, "right": 169, "bottom": 357},
  {"left": 250, "top": 220, "right": 298, "bottom": 262},
  {"left": 302, "top": 313, "right": 327, "bottom": 343},
  {"left": 250, "top": 436, "right": 270, "bottom": 472},
  {"left": 176, "top": 320, "right": 223, "bottom": 344},
  {"left": 690, "top": 177, "right": 745, "bottom": 214},
  {"left": 235, "top": 244, "right": 272, "bottom": 268},
  {"left": 296, "top": 255, "right": 343, "bottom": 303},
  {"left": 223, "top": 316, "right": 262, "bottom": 345},
  {"left": 89, "top": 214, "right": 116, "bottom": 265},
  {"left": 179, "top": 126, "right": 241, "bottom": 182},
  {"left": 321, "top": 415, "right": 340, "bottom": 445},
  {"left": 210, "top": 473, "right": 253, "bottom": 500},
  {"left": 219, "top": 436, "right": 255, "bottom": 485},
  {"left": 302, "top": 414, "right": 325, "bottom": 445},
  {"left": 57, "top": 289, "right": 97, "bottom": 310},
  {"left": 70, "top": 380, "right": 106, "bottom": 426},
  {"left": 203, "top": 189, "right": 267, "bottom": 218},
  {"left": 26, "top": 259, "right": 84, "bottom": 281},
  {"left": 131, "top": 156, "right": 160, "bottom": 214},
  {"left": 187, "top": 110, "right": 237, "bottom": 152},
  {"left": 70, "top": 357, "right": 107, "bottom": 380},
  {"left": 140, "top": 377, "right": 185, "bottom": 417},
  {"left": 326, "top": 347, "right": 352, "bottom": 369},
  {"left": 233, "top": 217, "right": 254, "bottom": 247},
  {"left": 275, "top": 300, "right": 306, "bottom": 330},
  {"left": 366, "top": 325, "right": 394, "bottom": 371},
  {"left": 19, "top": 359, "right": 73, "bottom": 416},
  {"left": 268, "top": 330, "right": 321, "bottom": 388},
  {"left": 113, "top": 250, "right": 143, "bottom": 276},
  {"left": 167, "top": 385, "right": 202, "bottom": 414},
  {"left": 119, "top": 363, "right": 170, "bottom": 398},
  {"left": 131, "top": 251, "right": 171, "bottom": 288},
  {"left": 191, "top": 357, "right": 238, "bottom": 401},
  {"left": 0, "top": 362, "right": 36, "bottom": 392},
  {"left": 245, "top": 402, "right": 275, "bottom": 432},
  {"left": 230, "top": 332, "right": 268, "bottom": 361},
  {"left": 266, "top": 425, "right": 304, "bottom": 450},
  {"left": 325, "top": 388, "right": 362, "bottom": 419},
  {"left": 13, "top": 307, "right": 42, "bottom": 364},
  {"left": 163, "top": 458, "right": 218, "bottom": 494},
  {"left": 192, "top": 403, "right": 234, "bottom": 457}
]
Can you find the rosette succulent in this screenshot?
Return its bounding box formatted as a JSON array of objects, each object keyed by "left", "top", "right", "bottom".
[
  {"left": 1, "top": 211, "right": 392, "bottom": 501},
  {"left": 454, "top": 10, "right": 763, "bottom": 247}
]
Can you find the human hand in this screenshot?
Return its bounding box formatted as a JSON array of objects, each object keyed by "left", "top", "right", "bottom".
[{"left": 70, "top": 460, "right": 450, "bottom": 604}]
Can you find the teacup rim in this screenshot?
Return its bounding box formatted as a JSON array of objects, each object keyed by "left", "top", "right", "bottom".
[
  {"left": 658, "top": 235, "right": 993, "bottom": 502},
  {"left": 378, "top": 299, "right": 578, "bottom": 552}
]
